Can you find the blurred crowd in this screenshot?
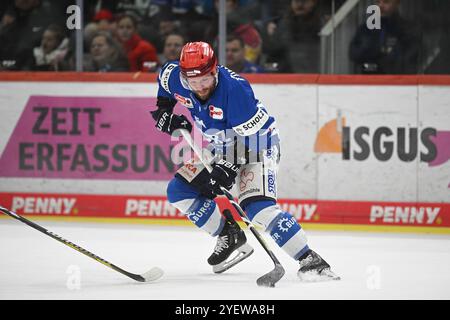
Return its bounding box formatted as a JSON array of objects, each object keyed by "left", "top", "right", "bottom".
[{"left": 0, "top": 0, "right": 448, "bottom": 74}]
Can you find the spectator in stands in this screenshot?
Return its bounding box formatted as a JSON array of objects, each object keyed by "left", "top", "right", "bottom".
[
  {"left": 153, "top": 0, "right": 205, "bottom": 17},
  {"left": 0, "top": 1, "right": 12, "bottom": 19},
  {"left": 349, "top": 0, "right": 420, "bottom": 74},
  {"left": 29, "top": 24, "right": 69, "bottom": 71},
  {"left": 155, "top": 10, "right": 181, "bottom": 53},
  {"left": 110, "top": 0, "right": 161, "bottom": 22},
  {"left": 0, "top": 0, "right": 62, "bottom": 70},
  {"left": 115, "top": 13, "right": 159, "bottom": 72},
  {"left": 204, "top": 0, "right": 263, "bottom": 64},
  {"left": 93, "top": 9, "right": 116, "bottom": 33},
  {"left": 226, "top": 34, "right": 264, "bottom": 73},
  {"left": 84, "top": 8, "right": 116, "bottom": 50},
  {"left": 159, "top": 32, "right": 185, "bottom": 65},
  {"left": 84, "top": 32, "right": 129, "bottom": 72},
  {"left": 87, "top": 0, "right": 166, "bottom": 52},
  {"left": 262, "top": 0, "right": 323, "bottom": 73},
  {"left": 157, "top": 1, "right": 211, "bottom": 47}
]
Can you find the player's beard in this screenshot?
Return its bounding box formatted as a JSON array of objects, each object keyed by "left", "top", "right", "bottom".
[
  {"left": 193, "top": 79, "right": 217, "bottom": 101},
  {"left": 195, "top": 88, "right": 212, "bottom": 100}
]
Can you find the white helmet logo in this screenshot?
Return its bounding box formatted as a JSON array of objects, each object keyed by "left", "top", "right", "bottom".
[{"left": 186, "top": 70, "right": 201, "bottom": 77}]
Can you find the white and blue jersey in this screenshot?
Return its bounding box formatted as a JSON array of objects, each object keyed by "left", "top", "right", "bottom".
[
  {"left": 160, "top": 61, "right": 309, "bottom": 261},
  {"left": 157, "top": 61, "right": 280, "bottom": 157}
]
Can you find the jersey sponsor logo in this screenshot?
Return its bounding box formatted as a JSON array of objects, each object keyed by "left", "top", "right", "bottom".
[
  {"left": 209, "top": 105, "right": 223, "bottom": 120},
  {"left": 185, "top": 163, "right": 198, "bottom": 174},
  {"left": 188, "top": 198, "right": 214, "bottom": 223},
  {"left": 233, "top": 108, "right": 269, "bottom": 136},
  {"left": 159, "top": 63, "right": 177, "bottom": 94},
  {"left": 277, "top": 216, "right": 297, "bottom": 232},
  {"left": 177, "top": 162, "right": 200, "bottom": 182},
  {"left": 239, "top": 188, "right": 261, "bottom": 199},
  {"left": 239, "top": 168, "right": 255, "bottom": 191},
  {"left": 174, "top": 93, "right": 193, "bottom": 108},
  {"left": 267, "top": 168, "right": 276, "bottom": 195}
]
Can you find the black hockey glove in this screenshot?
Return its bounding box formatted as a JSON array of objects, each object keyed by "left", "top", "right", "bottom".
[
  {"left": 150, "top": 97, "right": 192, "bottom": 134},
  {"left": 199, "top": 159, "right": 240, "bottom": 199},
  {"left": 150, "top": 109, "right": 192, "bottom": 134}
]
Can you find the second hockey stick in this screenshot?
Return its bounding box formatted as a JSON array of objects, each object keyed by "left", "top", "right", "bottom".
[
  {"left": 178, "top": 129, "right": 285, "bottom": 287},
  {"left": 0, "top": 206, "right": 163, "bottom": 283}
]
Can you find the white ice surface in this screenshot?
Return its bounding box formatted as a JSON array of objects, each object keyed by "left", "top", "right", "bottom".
[{"left": 1, "top": 219, "right": 449, "bottom": 300}]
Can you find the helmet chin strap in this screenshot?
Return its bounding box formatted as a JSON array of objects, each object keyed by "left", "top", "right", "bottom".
[
  {"left": 213, "top": 70, "right": 219, "bottom": 88},
  {"left": 180, "top": 73, "right": 191, "bottom": 90}
]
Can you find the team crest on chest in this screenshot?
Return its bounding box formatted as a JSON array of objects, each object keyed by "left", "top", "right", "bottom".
[
  {"left": 209, "top": 105, "right": 223, "bottom": 120},
  {"left": 174, "top": 93, "right": 193, "bottom": 108}
]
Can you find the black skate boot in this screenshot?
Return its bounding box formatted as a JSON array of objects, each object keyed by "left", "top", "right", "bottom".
[
  {"left": 297, "top": 249, "right": 341, "bottom": 281},
  {"left": 207, "top": 210, "right": 254, "bottom": 273}
]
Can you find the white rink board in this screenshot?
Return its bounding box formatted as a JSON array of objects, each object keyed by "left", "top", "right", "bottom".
[
  {"left": 0, "top": 81, "right": 449, "bottom": 203},
  {"left": 418, "top": 85, "right": 450, "bottom": 202},
  {"left": 317, "top": 85, "right": 419, "bottom": 202},
  {"left": 252, "top": 84, "right": 318, "bottom": 199}
]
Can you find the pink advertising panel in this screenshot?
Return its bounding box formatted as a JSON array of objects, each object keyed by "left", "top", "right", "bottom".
[{"left": 0, "top": 96, "right": 189, "bottom": 180}]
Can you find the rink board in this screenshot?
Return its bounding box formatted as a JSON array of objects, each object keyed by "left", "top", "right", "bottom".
[
  {"left": 0, "top": 192, "right": 449, "bottom": 234},
  {"left": 0, "top": 73, "right": 449, "bottom": 234}
]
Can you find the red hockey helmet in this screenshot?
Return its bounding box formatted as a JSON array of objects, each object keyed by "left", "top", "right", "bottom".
[{"left": 179, "top": 42, "right": 217, "bottom": 78}]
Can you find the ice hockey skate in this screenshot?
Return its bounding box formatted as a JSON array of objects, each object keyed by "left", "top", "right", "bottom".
[
  {"left": 297, "top": 250, "right": 341, "bottom": 282},
  {"left": 207, "top": 210, "right": 254, "bottom": 274}
]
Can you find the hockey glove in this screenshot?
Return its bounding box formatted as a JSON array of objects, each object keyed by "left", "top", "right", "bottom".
[
  {"left": 150, "top": 96, "right": 192, "bottom": 134},
  {"left": 150, "top": 109, "right": 192, "bottom": 135},
  {"left": 200, "top": 159, "right": 240, "bottom": 199}
]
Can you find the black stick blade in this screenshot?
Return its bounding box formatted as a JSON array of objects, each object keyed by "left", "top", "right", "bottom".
[{"left": 256, "top": 264, "right": 285, "bottom": 288}]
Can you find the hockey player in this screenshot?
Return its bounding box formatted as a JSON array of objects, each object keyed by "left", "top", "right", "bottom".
[{"left": 151, "top": 41, "right": 339, "bottom": 281}]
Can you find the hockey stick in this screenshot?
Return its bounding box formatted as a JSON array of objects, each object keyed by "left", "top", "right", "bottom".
[
  {"left": 0, "top": 206, "right": 163, "bottom": 283},
  {"left": 178, "top": 129, "right": 285, "bottom": 287}
]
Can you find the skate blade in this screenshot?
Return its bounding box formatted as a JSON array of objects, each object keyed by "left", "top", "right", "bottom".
[
  {"left": 297, "top": 268, "right": 341, "bottom": 282},
  {"left": 212, "top": 243, "right": 254, "bottom": 274}
]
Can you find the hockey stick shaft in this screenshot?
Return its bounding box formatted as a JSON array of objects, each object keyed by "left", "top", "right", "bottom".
[
  {"left": 178, "top": 129, "right": 284, "bottom": 268},
  {"left": 0, "top": 206, "right": 160, "bottom": 282}
]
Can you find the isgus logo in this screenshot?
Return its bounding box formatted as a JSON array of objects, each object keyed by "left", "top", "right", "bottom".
[
  {"left": 342, "top": 126, "right": 436, "bottom": 162},
  {"left": 315, "top": 117, "right": 450, "bottom": 167}
]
